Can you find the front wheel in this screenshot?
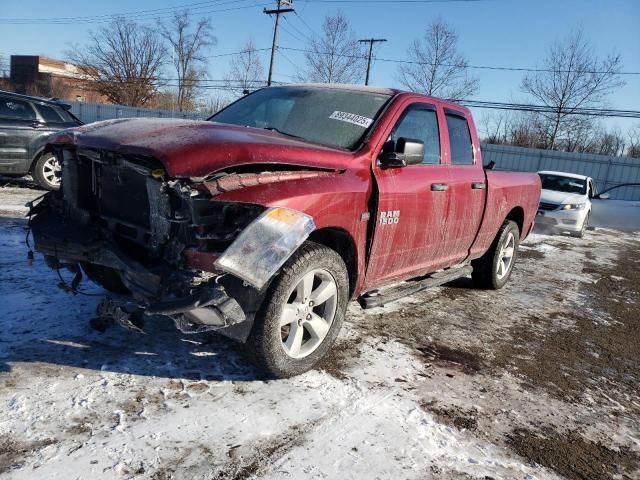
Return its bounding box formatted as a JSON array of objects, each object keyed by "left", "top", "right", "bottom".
[
  {"left": 33, "top": 153, "right": 61, "bottom": 190},
  {"left": 571, "top": 213, "right": 589, "bottom": 238},
  {"left": 471, "top": 220, "right": 520, "bottom": 290},
  {"left": 246, "top": 242, "right": 349, "bottom": 378}
]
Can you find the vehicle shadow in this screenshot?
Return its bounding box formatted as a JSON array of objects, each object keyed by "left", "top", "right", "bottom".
[
  {"left": 442, "top": 276, "right": 475, "bottom": 291},
  {"left": 0, "top": 215, "right": 267, "bottom": 383},
  {"left": 0, "top": 174, "right": 43, "bottom": 191},
  {"left": 0, "top": 305, "right": 271, "bottom": 383},
  {"left": 0, "top": 317, "right": 266, "bottom": 382}
]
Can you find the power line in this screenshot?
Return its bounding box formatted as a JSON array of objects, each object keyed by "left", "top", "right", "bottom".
[
  {"left": 0, "top": 1, "right": 272, "bottom": 25},
  {"left": 0, "top": 0, "right": 484, "bottom": 24},
  {"left": 203, "top": 47, "right": 271, "bottom": 59},
  {"left": 278, "top": 46, "right": 640, "bottom": 76},
  {"left": 455, "top": 99, "right": 640, "bottom": 119},
  {"left": 280, "top": 21, "right": 310, "bottom": 44},
  {"left": 277, "top": 48, "right": 302, "bottom": 77},
  {"left": 0, "top": 0, "right": 234, "bottom": 23},
  {"left": 282, "top": 16, "right": 315, "bottom": 43},
  {"left": 293, "top": 12, "right": 321, "bottom": 40}
]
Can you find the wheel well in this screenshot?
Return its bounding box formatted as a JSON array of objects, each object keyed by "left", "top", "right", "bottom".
[
  {"left": 308, "top": 227, "right": 358, "bottom": 297},
  {"left": 505, "top": 206, "right": 524, "bottom": 235},
  {"left": 29, "top": 148, "right": 49, "bottom": 173}
]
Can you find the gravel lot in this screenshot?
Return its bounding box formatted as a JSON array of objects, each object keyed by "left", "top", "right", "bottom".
[{"left": 1, "top": 178, "right": 639, "bottom": 479}]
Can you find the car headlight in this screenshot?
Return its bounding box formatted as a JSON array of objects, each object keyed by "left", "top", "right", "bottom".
[
  {"left": 215, "top": 207, "right": 315, "bottom": 289},
  {"left": 561, "top": 203, "right": 586, "bottom": 210}
]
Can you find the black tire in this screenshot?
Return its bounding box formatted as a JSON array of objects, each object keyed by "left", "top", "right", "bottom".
[
  {"left": 471, "top": 220, "right": 520, "bottom": 290},
  {"left": 246, "top": 241, "right": 349, "bottom": 378},
  {"left": 571, "top": 213, "right": 589, "bottom": 238},
  {"left": 32, "top": 153, "right": 61, "bottom": 191}
]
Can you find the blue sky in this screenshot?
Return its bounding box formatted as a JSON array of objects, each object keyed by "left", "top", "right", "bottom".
[{"left": 1, "top": 0, "right": 638, "bottom": 131}]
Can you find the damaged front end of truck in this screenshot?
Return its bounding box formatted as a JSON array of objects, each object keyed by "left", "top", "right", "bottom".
[{"left": 30, "top": 144, "right": 316, "bottom": 341}]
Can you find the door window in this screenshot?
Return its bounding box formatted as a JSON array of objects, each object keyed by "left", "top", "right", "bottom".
[
  {"left": 445, "top": 112, "right": 473, "bottom": 165},
  {"left": 0, "top": 97, "right": 36, "bottom": 120},
  {"left": 389, "top": 105, "right": 440, "bottom": 165},
  {"left": 35, "top": 103, "right": 64, "bottom": 123}
]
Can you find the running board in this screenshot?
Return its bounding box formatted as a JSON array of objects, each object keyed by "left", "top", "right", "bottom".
[{"left": 358, "top": 265, "right": 473, "bottom": 309}]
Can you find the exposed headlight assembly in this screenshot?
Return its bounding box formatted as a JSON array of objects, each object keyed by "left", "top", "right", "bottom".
[
  {"left": 215, "top": 207, "right": 315, "bottom": 290},
  {"left": 561, "top": 203, "right": 586, "bottom": 210}
]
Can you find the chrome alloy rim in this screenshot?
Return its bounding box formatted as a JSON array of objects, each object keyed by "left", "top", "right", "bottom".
[
  {"left": 42, "top": 155, "right": 61, "bottom": 187},
  {"left": 496, "top": 232, "right": 515, "bottom": 280},
  {"left": 280, "top": 268, "right": 338, "bottom": 359}
]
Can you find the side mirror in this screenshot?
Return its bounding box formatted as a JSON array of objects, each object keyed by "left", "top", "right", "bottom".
[
  {"left": 379, "top": 137, "right": 424, "bottom": 168},
  {"left": 484, "top": 160, "right": 496, "bottom": 170},
  {"left": 595, "top": 193, "right": 610, "bottom": 200}
]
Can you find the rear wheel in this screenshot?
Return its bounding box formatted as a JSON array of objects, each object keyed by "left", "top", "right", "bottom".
[
  {"left": 246, "top": 242, "right": 349, "bottom": 378},
  {"left": 33, "top": 153, "right": 61, "bottom": 190},
  {"left": 472, "top": 220, "right": 520, "bottom": 290}
]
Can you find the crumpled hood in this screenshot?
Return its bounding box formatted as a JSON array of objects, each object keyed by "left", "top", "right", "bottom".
[
  {"left": 540, "top": 189, "right": 586, "bottom": 205},
  {"left": 49, "top": 118, "right": 353, "bottom": 178}
]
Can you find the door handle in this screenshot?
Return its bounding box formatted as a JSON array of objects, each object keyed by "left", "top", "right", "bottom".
[
  {"left": 431, "top": 183, "right": 449, "bottom": 192},
  {"left": 471, "top": 182, "right": 486, "bottom": 190}
]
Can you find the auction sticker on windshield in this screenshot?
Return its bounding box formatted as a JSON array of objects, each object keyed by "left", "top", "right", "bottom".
[{"left": 329, "top": 111, "right": 373, "bottom": 128}]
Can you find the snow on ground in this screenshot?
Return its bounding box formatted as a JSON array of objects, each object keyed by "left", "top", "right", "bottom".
[{"left": 1, "top": 183, "right": 639, "bottom": 479}]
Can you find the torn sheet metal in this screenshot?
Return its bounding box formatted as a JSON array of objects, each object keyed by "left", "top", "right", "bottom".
[
  {"left": 203, "top": 170, "right": 335, "bottom": 195},
  {"left": 215, "top": 207, "right": 315, "bottom": 289}
]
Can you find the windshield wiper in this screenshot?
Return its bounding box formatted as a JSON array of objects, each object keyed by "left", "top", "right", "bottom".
[{"left": 261, "top": 127, "right": 305, "bottom": 140}]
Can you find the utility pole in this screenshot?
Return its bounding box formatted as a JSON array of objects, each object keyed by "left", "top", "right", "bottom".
[
  {"left": 265, "top": 0, "right": 294, "bottom": 86},
  {"left": 358, "top": 38, "right": 387, "bottom": 86}
]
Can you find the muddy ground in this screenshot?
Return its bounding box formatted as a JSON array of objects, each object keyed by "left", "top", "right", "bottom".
[{"left": 0, "top": 182, "right": 639, "bottom": 479}]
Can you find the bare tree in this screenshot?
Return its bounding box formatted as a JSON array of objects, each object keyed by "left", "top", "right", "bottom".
[
  {"left": 68, "top": 18, "right": 166, "bottom": 106},
  {"left": 300, "top": 13, "right": 366, "bottom": 84},
  {"left": 478, "top": 112, "right": 510, "bottom": 144},
  {"left": 203, "top": 93, "right": 231, "bottom": 115},
  {"left": 397, "top": 19, "right": 479, "bottom": 99},
  {"left": 224, "top": 38, "right": 265, "bottom": 96},
  {"left": 0, "top": 54, "right": 7, "bottom": 77},
  {"left": 521, "top": 28, "right": 625, "bottom": 150},
  {"left": 24, "top": 76, "right": 73, "bottom": 100},
  {"left": 159, "top": 11, "right": 216, "bottom": 111},
  {"left": 592, "top": 128, "right": 625, "bottom": 156},
  {"left": 627, "top": 125, "right": 640, "bottom": 158}
]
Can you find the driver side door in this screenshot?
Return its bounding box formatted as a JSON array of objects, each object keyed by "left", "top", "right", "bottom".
[{"left": 364, "top": 101, "right": 452, "bottom": 289}]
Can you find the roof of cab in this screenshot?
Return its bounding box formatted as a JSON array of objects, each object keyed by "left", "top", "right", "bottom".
[
  {"left": 538, "top": 170, "right": 590, "bottom": 180},
  {"left": 274, "top": 83, "right": 469, "bottom": 112},
  {"left": 282, "top": 83, "right": 400, "bottom": 96}
]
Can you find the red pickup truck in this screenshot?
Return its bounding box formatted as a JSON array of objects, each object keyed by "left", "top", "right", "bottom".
[{"left": 31, "top": 84, "right": 541, "bottom": 377}]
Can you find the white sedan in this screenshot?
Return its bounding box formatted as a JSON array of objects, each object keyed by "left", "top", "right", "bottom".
[{"left": 535, "top": 171, "right": 596, "bottom": 238}]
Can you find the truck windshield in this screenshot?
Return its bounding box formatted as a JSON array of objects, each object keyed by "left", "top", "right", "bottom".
[
  {"left": 209, "top": 86, "right": 391, "bottom": 150},
  {"left": 539, "top": 174, "right": 587, "bottom": 194}
]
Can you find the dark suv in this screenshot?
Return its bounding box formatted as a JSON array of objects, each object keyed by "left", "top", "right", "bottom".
[{"left": 0, "top": 90, "right": 82, "bottom": 190}]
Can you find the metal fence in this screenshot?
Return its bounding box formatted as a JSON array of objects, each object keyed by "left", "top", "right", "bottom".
[
  {"left": 68, "top": 101, "right": 207, "bottom": 124},
  {"left": 481, "top": 143, "right": 640, "bottom": 201}
]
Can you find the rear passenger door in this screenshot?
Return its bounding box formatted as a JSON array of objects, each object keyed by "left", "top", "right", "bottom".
[
  {"left": 0, "top": 95, "right": 39, "bottom": 171},
  {"left": 444, "top": 108, "right": 487, "bottom": 263},
  {"left": 365, "top": 102, "right": 453, "bottom": 289}
]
